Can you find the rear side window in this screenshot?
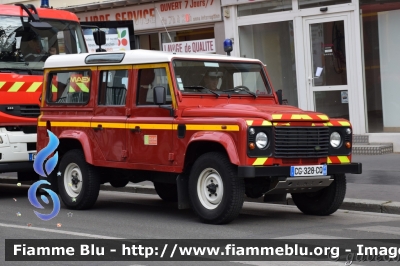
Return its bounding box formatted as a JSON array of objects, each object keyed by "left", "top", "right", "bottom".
[
  {"left": 98, "top": 70, "right": 129, "bottom": 106},
  {"left": 46, "top": 70, "right": 91, "bottom": 104}
]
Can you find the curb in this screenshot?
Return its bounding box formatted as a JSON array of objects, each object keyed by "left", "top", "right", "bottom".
[{"left": 100, "top": 184, "right": 400, "bottom": 215}]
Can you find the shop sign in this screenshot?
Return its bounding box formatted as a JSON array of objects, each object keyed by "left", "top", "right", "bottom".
[
  {"left": 84, "top": 28, "right": 131, "bottom": 52},
  {"left": 155, "top": 0, "right": 222, "bottom": 28},
  {"left": 76, "top": 0, "right": 221, "bottom": 31},
  {"left": 162, "top": 39, "right": 216, "bottom": 54}
]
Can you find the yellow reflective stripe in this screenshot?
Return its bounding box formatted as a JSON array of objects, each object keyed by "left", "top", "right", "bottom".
[
  {"left": 324, "top": 122, "right": 334, "bottom": 126},
  {"left": 0, "top": 81, "right": 5, "bottom": 89},
  {"left": 51, "top": 122, "right": 91, "bottom": 127},
  {"left": 327, "top": 157, "right": 332, "bottom": 164},
  {"left": 38, "top": 121, "right": 46, "bottom": 127},
  {"left": 76, "top": 83, "right": 89, "bottom": 92},
  {"left": 272, "top": 114, "right": 282, "bottom": 120},
  {"left": 186, "top": 125, "right": 239, "bottom": 131},
  {"left": 318, "top": 115, "right": 329, "bottom": 120},
  {"left": 26, "top": 82, "right": 42, "bottom": 92},
  {"left": 91, "top": 122, "right": 125, "bottom": 129},
  {"left": 337, "top": 156, "right": 350, "bottom": 163},
  {"left": 339, "top": 121, "right": 351, "bottom": 126},
  {"left": 253, "top": 158, "right": 268, "bottom": 166},
  {"left": 273, "top": 122, "right": 290, "bottom": 126},
  {"left": 291, "top": 114, "right": 312, "bottom": 120},
  {"left": 262, "top": 120, "right": 272, "bottom": 126},
  {"left": 127, "top": 124, "right": 173, "bottom": 130},
  {"left": 8, "top": 82, "right": 24, "bottom": 92},
  {"left": 52, "top": 85, "right": 58, "bottom": 92},
  {"left": 69, "top": 86, "right": 75, "bottom": 92},
  {"left": 246, "top": 120, "right": 253, "bottom": 126}
]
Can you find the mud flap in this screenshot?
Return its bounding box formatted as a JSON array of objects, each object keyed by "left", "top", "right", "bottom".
[{"left": 177, "top": 174, "right": 190, "bottom": 209}]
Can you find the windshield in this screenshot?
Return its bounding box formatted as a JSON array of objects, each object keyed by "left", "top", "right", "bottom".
[
  {"left": 173, "top": 60, "right": 271, "bottom": 96},
  {"left": 0, "top": 15, "right": 87, "bottom": 74}
]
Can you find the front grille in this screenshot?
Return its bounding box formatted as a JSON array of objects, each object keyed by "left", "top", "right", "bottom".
[
  {"left": 275, "top": 127, "right": 329, "bottom": 158},
  {"left": 0, "top": 105, "right": 40, "bottom": 118},
  {"left": 27, "top": 142, "right": 36, "bottom": 151}
]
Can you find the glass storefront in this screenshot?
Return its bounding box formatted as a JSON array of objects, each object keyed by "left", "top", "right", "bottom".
[
  {"left": 360, "top": 0, "right": 400, "bottom": 132},
  {"left": 161, "top": 27, "right": 214, "bottom": 44},
  {"left": 136, "top": 33, "right": 160, "bottom": 50},
  {"left": 239, "top": 21, "right": 298, "bottom": 106}
]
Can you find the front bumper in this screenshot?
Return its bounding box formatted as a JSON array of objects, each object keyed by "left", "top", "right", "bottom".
[
  {"left": 238, "top": 163, "right": 362, "bottom": 178},
  {"left": 0, "top": 161, "right": 34, "bottom": 173}
]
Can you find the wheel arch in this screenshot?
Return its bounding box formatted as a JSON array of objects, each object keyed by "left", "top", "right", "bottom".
[
  {"left": 184, "top": 132, "right": 240, "bottom": 173},
  {"left": 57, "top": 130, "right": 95, "bottom": 164}
]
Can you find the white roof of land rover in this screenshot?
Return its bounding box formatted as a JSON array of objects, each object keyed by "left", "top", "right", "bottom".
[{"left": 44, "top": 49, "right": 261, "bottom": 69}]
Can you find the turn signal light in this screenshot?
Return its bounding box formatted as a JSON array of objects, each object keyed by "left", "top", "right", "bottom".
[
  {"left": 249, "top": 142, "right": 255, "bottom": 150},
  {"left": 345, "top": 142, "right": 351, "bottom": 149}
]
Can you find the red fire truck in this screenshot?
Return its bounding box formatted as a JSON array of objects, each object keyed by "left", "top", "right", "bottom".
[{"left": 0, "top": 3, "right": 89, "bottom": 180}]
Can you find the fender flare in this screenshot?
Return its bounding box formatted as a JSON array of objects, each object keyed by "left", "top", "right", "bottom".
[
  {"left": 187, "top": 131, "right": 240, "bottom": 165},
  {"left": 58, "top": 130, "right": 95, "bottom": 164}
]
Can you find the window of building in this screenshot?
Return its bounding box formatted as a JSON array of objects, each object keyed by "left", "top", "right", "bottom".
[
  {"left": 237, "top": 0, "right": 292, "bottom": 16},
  {"left": 136, "top": 33, "right": 160, "bottom": 50},
  {"left": 239, "top": 21, "right": 298, "bottom": 106},
  {"left": 98, "top": 70, "right": 129, "bottom": 106},
  {"left": 361, "top": 0, "right": 400, "bottom": 133},
  {"left": 47, "top": 70, "right": 91, "bottom": 104},
  {"left": 298, "top": 0, "right": 351, "bottom": 9}
]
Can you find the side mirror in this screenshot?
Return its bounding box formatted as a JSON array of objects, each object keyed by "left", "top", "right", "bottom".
[
  {"left": 93, "top": 30, "right": 106, "bottom": 46},
  {"left": 276, "top": 89, "right": 283, "bottom": 105},
  {"left": 153, "top": 86, "right": 166, "bottom": 105}
]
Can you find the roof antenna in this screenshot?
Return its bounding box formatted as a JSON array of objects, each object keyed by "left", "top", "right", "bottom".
[{"left": 155, "top": 7, "right": 173, "bottom": 43}]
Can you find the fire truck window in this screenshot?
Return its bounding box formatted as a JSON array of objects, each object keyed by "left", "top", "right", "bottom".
[
  {"left": 46, "top": 70, "right": 91, "bottom": 105},
  {"left": 98, "top": 70, "right": 129, "bottom": 106},
  {"left": 137, "top": 68, "right": 171, "bottom": 105}
]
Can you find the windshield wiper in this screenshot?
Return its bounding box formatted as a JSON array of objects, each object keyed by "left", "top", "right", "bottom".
[
  {"left": 183, "top": 86, "right": 220, "bottom": 98},
  {"left": 222, "top": 87, "right": 257, "bottom": 98}
]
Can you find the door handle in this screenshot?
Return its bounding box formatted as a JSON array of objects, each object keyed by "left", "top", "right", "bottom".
[
  {"left": 93, "top": 124, "right": 103, "bottom": 131},
  {"left": 130, "top": 126, "right": 141, "bottom": 133}
]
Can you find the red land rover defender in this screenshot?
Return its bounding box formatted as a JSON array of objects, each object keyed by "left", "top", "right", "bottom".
[{"left": 37, "top": 50, "right": 362, "bottom": 224}]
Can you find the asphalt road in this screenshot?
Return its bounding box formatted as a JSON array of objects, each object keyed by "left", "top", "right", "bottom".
[{"left": 2, "top": 186, "right": 400, "bottom": 266}]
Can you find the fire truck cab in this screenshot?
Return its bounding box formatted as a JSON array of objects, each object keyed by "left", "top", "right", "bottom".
[
  {"left": 0, "top": 3, "right": 88, "bottom": 180},
  {"left": 38, "top": 50, "right": 362, "bottom": 224}
]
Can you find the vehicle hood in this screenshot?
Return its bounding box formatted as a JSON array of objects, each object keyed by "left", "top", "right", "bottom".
[{"left": 181, "top": 104, "right": 330, "bottom": 122}]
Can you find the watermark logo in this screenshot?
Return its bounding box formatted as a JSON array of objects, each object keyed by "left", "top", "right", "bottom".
[{"left": 28, "top": 130, "right": 60, "bottom": 221}]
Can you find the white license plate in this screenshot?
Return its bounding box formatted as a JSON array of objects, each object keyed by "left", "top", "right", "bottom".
[
  {"left": 290, "top": 165, "right": 327, "bottom": 177},
  {"left": 29, "top": 153, "right": 36, "bottom": 161}
]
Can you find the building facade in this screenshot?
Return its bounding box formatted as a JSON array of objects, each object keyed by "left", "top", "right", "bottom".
[{"left": 4, "top": 0, "right": 400, "bottom": 151}]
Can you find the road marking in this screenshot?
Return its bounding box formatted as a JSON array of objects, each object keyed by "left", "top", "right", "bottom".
[
  {"left": 348, "top": 225, "right": 400, "bottom": 236},
  {"left": 0, "top": 222, "right": 123, "bottom": 239}
]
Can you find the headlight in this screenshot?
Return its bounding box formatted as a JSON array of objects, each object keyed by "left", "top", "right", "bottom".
[
  {"left": 249, "top": 127, "right": 255, "bottom": 135},
  {"left": 255, "top": 132, "right": 268, "bottom": 149},
  {"left": 330, "top": 132, "right": 341, "bottom": 148},
  {"left": 345, "top": 128, "right": 352, "bottom": 135}
]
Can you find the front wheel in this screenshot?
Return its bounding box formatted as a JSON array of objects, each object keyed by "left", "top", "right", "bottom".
[
  {"left": 291, "top": 174, "right": 346, "bottom": 215},
  {"left": 189, "top": 152, "right": 244, "bottom": 224},
  {"left": 58, "top": 149, "right": 100, "bottom": 210}
]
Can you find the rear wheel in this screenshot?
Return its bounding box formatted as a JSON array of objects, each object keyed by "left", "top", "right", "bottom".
[
  {"left": 189, "top": 152, "right": 244, "bottom": 224},
  {"left": 154, "top": 182, "right": 178, "bottom": 202},
  {"left": 58, "top": 149, "right": 100, "bottom": 210},
  {"left": 291, "top": 174, "right": 346, "bottom": 215}
]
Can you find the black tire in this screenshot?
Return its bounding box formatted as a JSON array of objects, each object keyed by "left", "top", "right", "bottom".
[
  {"left": 109, "top": 179, "right": 129, "bottom": 188},
  {"left": 291, "top": 174, "right": 346, "bottom": 216},
  {"left": 154, "top": 182, "right": 178, "bottom": 202},
  {"left": 58, "top": 149, "right": 100, "bottom": 210},
  {"left": 188, "top": 152, "right": 244, "bottom": 224}
]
